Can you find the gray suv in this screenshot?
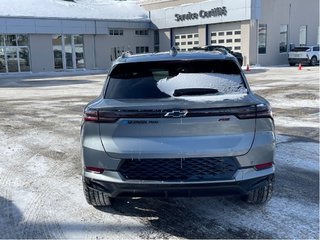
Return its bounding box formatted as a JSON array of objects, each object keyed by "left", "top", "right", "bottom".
[{"left": 81, "top": 49, "right": 275, "bottom": 206}]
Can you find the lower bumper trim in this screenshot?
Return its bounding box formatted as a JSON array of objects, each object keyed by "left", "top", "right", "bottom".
[{"left": 84, "top": 174, "right": 274, "bottom": 198}]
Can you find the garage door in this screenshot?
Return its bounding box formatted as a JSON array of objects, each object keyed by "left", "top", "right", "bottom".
[
  {"left": 174, "top": 33, "right": 199, "bottom": 52},
  {"left": 210, "top": 30, "right": 242, "bottom": 52}
]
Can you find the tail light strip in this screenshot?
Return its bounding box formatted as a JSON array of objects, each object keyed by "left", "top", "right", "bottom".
[{"left": 83, "top": 104, "right": 272, "bottom": 123}]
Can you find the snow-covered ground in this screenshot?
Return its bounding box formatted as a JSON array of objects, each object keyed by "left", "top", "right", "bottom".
[
  {"left": 0, "top": 0, "right": 148, "bottom": 20},
  {"left": 0, "top": 66, "right": 319, "bottom": 238}
]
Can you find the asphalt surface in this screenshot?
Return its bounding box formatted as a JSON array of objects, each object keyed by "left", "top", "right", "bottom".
[{"left": 0, "top": 66, "right": 319, "bottom": 239}]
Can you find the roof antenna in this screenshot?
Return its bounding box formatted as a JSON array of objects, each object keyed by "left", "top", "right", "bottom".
[{"left": 170, "top": 46, "right": 178, "bottom": 57}]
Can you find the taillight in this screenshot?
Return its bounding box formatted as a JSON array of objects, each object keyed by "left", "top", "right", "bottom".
[
  {"left": 254, "top": 162, "right": 273, "bottom": 171},
  {"left": 83, "top": 109, "right": 119, "bottom": 123},
  {"left": 256, "top": 103, "right": 273, "bottom": 119},
  {"left": 83, "top": 109, "right": 99, "bottom": 122},
  {"left": 235, "top": 104, "right": 272, "bottom": 119}
]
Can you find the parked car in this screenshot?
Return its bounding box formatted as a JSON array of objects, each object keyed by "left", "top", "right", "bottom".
[
  {"left": 288, "top": 45, "right": 319, "bottom": 66},
  {"left": 194, "top": 45, "right": 243, "bottom": 66},
  {"left": 81, "top": 49, "right": 275, "bottom": 207}
]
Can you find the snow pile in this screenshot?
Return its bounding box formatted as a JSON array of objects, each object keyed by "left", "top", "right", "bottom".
[
  {"left": 157, "top": 73, "right": 247, "bottom": 101},
  {"left": 0, "top": 0, "right": 148, "bottom": 20}
]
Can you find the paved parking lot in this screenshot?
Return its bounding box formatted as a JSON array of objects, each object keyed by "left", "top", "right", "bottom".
[{"left": 0, "top": 66, "right": 319, "bottom": 239}]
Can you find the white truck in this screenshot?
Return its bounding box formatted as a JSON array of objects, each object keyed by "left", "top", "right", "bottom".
[{"left": 288, "top": 45, "right": 319, "bottom": 66}]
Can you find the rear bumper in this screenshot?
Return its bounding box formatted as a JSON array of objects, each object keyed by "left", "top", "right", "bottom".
[
  {"left": 83, "top": 167, "right": 275, "bottom": 198},
  {"left": 288, "top": 58, "right": 310, "bottom": 64}
]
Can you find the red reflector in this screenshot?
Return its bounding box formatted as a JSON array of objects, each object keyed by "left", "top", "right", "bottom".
[
  {"left": 85, "top": 166, "right": 104, "bottom": 174},
  {"left": 83, "top": 110, "right": 99, "bottom": 122},
  {"left": 254, "top": 162, "right": 273, "bottom": 171}
]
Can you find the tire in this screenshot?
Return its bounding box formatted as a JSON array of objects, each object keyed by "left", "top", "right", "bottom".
[
  {"left": 83, "top": 178, "right": 111, "bottom": 206},
  {"left": 243, "top": 176, "right": 274, "bottom": 204},
  {"left": 289, "top": 63, "right": 295, "bottom": 66},
  {"left": 310, "top": 56, "right": 317, "bottom": 66}
]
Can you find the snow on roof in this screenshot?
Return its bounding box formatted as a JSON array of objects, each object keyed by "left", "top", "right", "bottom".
[{"left": 0, "top": 0, "right": 149, "bottom": 20}]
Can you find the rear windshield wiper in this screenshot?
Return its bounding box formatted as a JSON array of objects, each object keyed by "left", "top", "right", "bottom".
[{"left": 173, "top": 88, "right": 219, "bottom": 97}]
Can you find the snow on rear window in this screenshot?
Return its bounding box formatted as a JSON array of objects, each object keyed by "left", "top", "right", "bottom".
[{"left": 157, "top": 73, "right": 247, "bottom": 97}]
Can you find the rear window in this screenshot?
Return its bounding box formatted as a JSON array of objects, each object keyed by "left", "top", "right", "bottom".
[
  {"left": 291, "top": 47, "right": 310, "bottom": 52},
  {"left": 105, "top": 60, "right": 247, "bottom": 99}
]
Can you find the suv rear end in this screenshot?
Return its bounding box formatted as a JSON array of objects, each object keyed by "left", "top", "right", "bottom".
[
  {"left": 81, "top": 51, "right": 275, "bottom": 206},
  {"left": 288, "top": 46, "right": 319, "bottom": 66}
]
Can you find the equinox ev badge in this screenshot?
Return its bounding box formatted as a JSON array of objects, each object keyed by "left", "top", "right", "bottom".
[{"left": 164, "top": 110, "right": 188, "bottom": 118}]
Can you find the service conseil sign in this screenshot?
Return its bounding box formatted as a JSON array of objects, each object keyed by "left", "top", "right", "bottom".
[
  {"left": 150, "top": 0, "right": 261, "bottom": 29},
  {"left": 175, "top": 7, "right": 227, "bottom": 22}
]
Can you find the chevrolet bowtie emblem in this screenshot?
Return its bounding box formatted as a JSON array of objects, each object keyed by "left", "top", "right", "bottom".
[{"left": 164, "top": 110, "right": 188, "bottom": 118}]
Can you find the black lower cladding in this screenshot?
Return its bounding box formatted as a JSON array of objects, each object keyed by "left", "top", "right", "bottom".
[
  {"left": 85, "top": 174, "right": 274, "bottom": 198},
  {"left": 118, "top": 157, "right": 239, "bottom": 181}
]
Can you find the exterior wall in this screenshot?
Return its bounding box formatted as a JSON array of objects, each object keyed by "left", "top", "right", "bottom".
[
  {"left": 83, "top": 35, "right": 95, "bottom": 69},
  {"left": 258, "top": 0, "right": 319, "bottom": 65},
  {"left": 159, "top": 29, "right": 171, "bottom": 51},
  {"left": 94, "top": 35, "right": 109, "bottom": 69},
  {"left": 198, "top": 25, "right": 206, "bottom": 46},
  {"left": 93, "top": 29, "right": 154, "bottom": 69},
  {"left": 241, "top": 20, "right": 258, "bottom": 66},
  {"left": 140, "top": 0, "right": 204, "bottom": 10},
  {"left": 29, "top": 34, "right": 54, "bottom": 72},
  {"left": 0, "top": 17, "right": 153, "bottom": 73}
]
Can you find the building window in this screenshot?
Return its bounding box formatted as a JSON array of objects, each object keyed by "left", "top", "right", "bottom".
[
  {"left": 218, "top": 39, "right": 224, "bottom": 44},
  {"left": 234, "top": 39, "right": 241, "bottom": 43},
  {"left": 109, "top": 29, "right": 124, "bottom": 36},
  {"left": 234, "top": 46, "right": 241, "bottom": 50},
  {"left": 52, "top": 34, "right": 84, "bottom": 70},
  {"left": 194, "top": 41, "right": 199, "bottom": 44},
  {"left": 175, "top": 35, "right": 180, "bottom": 39},
  {"left": 74, "top": 35, "right": 85, "bottom": 68},
  {"left": 181, "top": 35, "right": 186, "bottom": 39},
  {"left": 259, "top": 24, "right": 267, "bottom": 54},
  {"left": 211, "top": 40, "right": 216, "bottom": 44},
  {"left": 226, "top": 31, "right": 233, "bottom": 35},
  {"left": 135, "top": 30, "right": 149, "bottom": 35},
  {"left": 187, "top": 34, "right": 193, "bottom": 38},
  {"left": 0, "top": 34, "right": 30, "bottom": 73},
  {"left": 211, "top": 32, "right": 216, "bottom": 36},
  {"left": 234, "top": 30, "right": 241, "bottom": 35},
  {"left": 136, "top": 46, "right": 149, "bottom": 54},
  {"left": 154, "top": 30, "right": 159, "bottom": 52},
  {"left": 218, "top": 32, "right": 224, "bottom": 36},
  {"left": 280, "top": 25, "right": 288, "bottom": 53},
  {"left": 226, "top": 39, "right": 233, "bottom": 43},
  {"left": 194, "top": 34, "right": 199, "bottom": 38},
  {"left": 299, "top": 26, "right": 307, "bottom": 46}
]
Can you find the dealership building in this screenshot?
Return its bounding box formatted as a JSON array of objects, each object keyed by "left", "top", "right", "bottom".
[
  {"left": 144, "top": 0, "right": 319, "bottom": 66},
  {"left": 0, "top": 0, "right": 319, "bottom": 74}
]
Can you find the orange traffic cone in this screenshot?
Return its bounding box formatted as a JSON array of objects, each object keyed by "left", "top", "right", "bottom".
[
  {"left": 298, "top": 63, "right": 302, "bottom": 70},
  {"left": 246, "top": 64, "right": 250, "bottom": 71}
]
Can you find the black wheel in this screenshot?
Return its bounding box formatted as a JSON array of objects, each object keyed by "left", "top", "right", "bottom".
[
  {"left": 289, "top": 63, "right": 295, "bottom": 66},
  {"left": 83, "top": 178, "right": 111, "bottom": 206},
  {"left": 310, "top": 56, "right": 317, "bottom": 66},
  {"left": 242, "top": 176, "right": 274, "bottom": 204}
]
